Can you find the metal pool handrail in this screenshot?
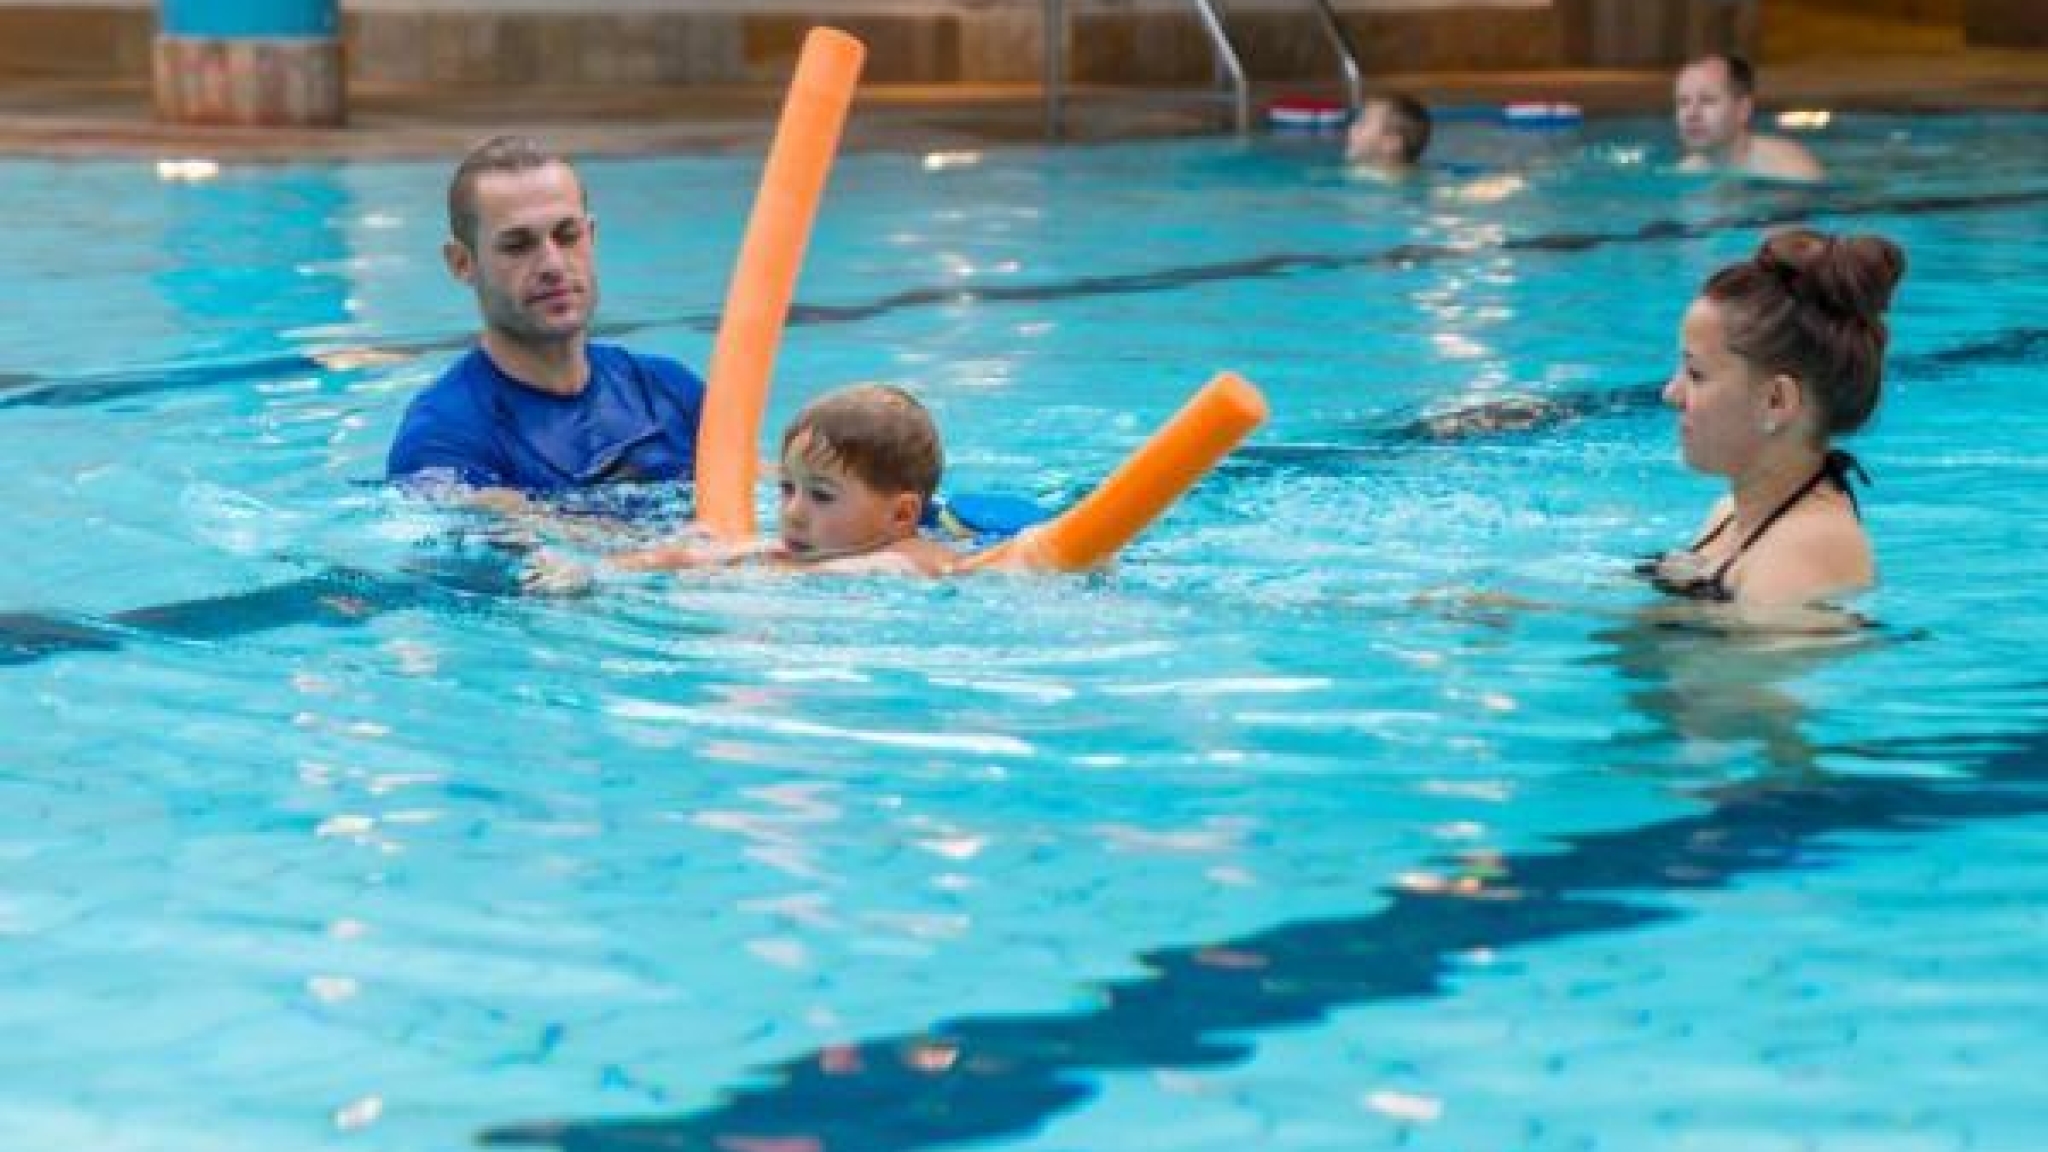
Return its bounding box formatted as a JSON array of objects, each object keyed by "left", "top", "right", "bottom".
[
  {"left": 1042, "top": 0, "right": 1365, "bottom": 138},
  {"left": 1191, "top": 0, "right": 1253, "bottom": 134},
  {"left": 1307, "top": 0, "right": 1365, "bottom": 120}
]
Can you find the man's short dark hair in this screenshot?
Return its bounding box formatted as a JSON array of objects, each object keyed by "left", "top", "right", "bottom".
[
  {"left": 447, "top": 134, "right": 580, "bottom": 246},
  {"left": 1692, "top": 52, "right": 1756, "bottom": 98},
  {"left": 1376, "top": 93, "right": 1432, "bottom": 164}
]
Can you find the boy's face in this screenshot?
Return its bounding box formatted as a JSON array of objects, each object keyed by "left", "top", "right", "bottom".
[
  {"left": 777, "top": 432, "right": 922, "bottom": 560},
  {"left": 1345, "top": 102, "right": 1405, "bottom": 168}
]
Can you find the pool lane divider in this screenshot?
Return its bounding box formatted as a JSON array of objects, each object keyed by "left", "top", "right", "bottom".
[
  {"left": 966, "top": 372, "right": 1268, "bottom": 573},
  {"left": 8, "top": 190, "right": 2045, "bottom": 415},
  {"left": 694, "top": 27, "right": 865, "bottom": 542}
]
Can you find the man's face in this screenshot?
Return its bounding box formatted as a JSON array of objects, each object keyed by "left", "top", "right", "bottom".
[
  {"left": 447, "top": 162, "right": 597, "bottom": 345},
  {"left": 1674, "top": 61, "right": 1750, "bottom": 153}
]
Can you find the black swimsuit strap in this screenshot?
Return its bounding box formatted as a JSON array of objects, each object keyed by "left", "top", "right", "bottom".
[
  {"left": 1708, "top": 450, "right": 1868, "bottom": 585},
  {"left": 1689, "top": 511, "right": 1735, "bottom": 551},
  {"left": 1823, "top": 448, "right": 1869, "bottom": 517}
]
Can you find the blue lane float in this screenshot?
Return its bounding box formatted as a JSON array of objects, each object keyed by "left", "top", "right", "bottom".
[
  {"left": 1266, "top": 96, "right": 1352, "bottom": 133},
  {"left": 1431, "top": 102, "right": 1586, "bottom": 129},
  {"left": 1500, "top": 101, "right": 1585, "bottom": 128}
]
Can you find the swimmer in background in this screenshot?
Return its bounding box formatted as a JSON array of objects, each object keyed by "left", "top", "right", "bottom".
[
  {"left": 618, "top": 383, "right": 960, "bottom": 578},
  {"left": 1674, "top": 54, "right": 1824, "bottom": 183},
  {"left": 1345, "top": 93, "right": 1432, "bottom": 177},
  {"left": 1642, "top": 227, "right": 1905, "bottom": 609}
]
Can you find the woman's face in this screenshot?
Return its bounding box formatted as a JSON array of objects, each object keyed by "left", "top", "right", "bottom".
[{"left": 1663, "top": 298, "right": 1773, "bottom": 476}]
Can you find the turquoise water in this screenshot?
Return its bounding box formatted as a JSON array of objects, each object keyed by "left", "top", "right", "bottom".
[{"left": 3, "top": 113, "right": 2046, "bottom": 1151}]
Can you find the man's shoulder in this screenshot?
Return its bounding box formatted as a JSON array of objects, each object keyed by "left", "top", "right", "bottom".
[
  {"left": 591, "top": 341, "right": 694, "bottom": 375},
  {"left": 590, "top": 342, "right": 705, "bottom": 398},
  {"left": 387, "top": 347, "right": 502, "bottom": 482},
  {"left": 407, "top": 346, "right": 495, "bottom": 411},
  {"left": 1749, "top": 134, "right": 1825, "bottom": 182}
]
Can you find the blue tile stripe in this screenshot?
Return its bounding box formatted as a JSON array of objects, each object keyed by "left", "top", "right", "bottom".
[{"left": 478, "top": 724, "right": 2048, "bottom": 1152}]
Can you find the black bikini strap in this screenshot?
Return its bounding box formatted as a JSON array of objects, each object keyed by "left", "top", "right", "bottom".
[
  {"left": 1823, "top": 448, "right": 1869, "bottom": 518},
  {"left": 1708, "top": 454, "right": 1856, "bottom": 584},
  {"left": 1690, "top": 511, "right": 1735, "bottom": 551}
]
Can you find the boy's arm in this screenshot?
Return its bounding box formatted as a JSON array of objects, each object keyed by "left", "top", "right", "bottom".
[
  {"left": 612, "top": 537, "right": 957, "bottom": 577},
  {"left": 612, "top": 534, "right": 779, "bottom": 571},
  {"left": 807, "top": 537, "right": 958, "bottom": 578}
]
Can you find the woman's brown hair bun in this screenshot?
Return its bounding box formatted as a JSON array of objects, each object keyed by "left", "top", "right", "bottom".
[
  {"left": 1755, "top": 229, "right": 1906, "bottom": 320},
  {"left": 1703, "top": 228, "right": 1908, "bottom": 439}
]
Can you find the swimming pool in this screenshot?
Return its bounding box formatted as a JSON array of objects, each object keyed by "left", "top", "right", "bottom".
[{"left": 4, "top": 112, "right": 2046, "bottom": 1151}]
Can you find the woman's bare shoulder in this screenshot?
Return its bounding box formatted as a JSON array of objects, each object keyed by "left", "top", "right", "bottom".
[{"left": 1734, "top": 503, "right": 1873, "bottom": 606}]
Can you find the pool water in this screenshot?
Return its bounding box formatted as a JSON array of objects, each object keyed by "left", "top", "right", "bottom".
[{"left": 3, "top": 113, "right": 2046, "bottom": 1151}]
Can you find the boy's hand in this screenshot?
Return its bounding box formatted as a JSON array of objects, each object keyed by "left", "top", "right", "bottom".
[
  {"left": 613, "top": 533, "right": 786, "bottom": 572},
  {"left": 520, "top": 550, "right": 594, "bottom": 596},
  {"left": 611, "top": 542, "right": 712, "bottom": 571}
]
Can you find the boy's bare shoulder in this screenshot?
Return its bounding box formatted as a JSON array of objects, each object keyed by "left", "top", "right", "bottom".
[{"left": 897, "top": 536, "right": 964, "bottom": 578}]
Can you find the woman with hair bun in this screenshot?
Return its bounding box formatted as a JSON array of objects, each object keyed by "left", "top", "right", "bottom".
[{"left": 1644, "top": 228, "right": 1907, "bottom": 607}]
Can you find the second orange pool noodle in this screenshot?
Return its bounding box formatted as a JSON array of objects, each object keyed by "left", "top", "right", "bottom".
[
  {"left": 962, "top": 373, "right": 1268, "bottom": 573},
  {"left": 693, "top": 28, "right": 865, "bottom": 541}
]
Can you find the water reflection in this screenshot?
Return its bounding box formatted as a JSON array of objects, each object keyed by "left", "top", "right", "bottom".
[
  {"left": 480, "top": 641, "right": 2044, "bottom": 1152},
  {"left": 1593, "top": 604, "right": 1891, "bottom": 782}
]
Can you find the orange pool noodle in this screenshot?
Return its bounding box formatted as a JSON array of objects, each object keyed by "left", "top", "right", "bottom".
[
  {"left": 694, "top": 28, "right": 865, "bottom": 541},
  {"left": 962, "top": 373, "right": 1268, "bottom": 573}
]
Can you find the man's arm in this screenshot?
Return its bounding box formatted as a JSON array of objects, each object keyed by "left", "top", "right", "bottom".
[{"left": 387, "top": 391, "right": 508, "bottom": 492}]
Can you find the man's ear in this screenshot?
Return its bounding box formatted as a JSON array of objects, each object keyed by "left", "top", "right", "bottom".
[
  {"left": 443, "top": 238, "right": 475, "bottom": 285},
  {"left": 1735, "top": 93, "right": 1757, "bottom": 127}
]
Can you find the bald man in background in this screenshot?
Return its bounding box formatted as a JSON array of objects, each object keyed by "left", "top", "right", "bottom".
[{"left": 1674, "top": 54, "right": 1824, "bottom": 183}]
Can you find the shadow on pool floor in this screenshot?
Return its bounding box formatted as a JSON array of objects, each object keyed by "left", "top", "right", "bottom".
[{"left": 477, "top": 719, "right": 2048, "bottom": 1152}]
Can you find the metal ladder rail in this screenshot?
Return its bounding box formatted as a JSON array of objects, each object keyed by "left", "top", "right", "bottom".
[
  {"left": 1042, "top": 0, "right": 1249, "bottom": 137},
  {"left": 1305, "top": 0, "right": 1364, "bottom": 120},
  {"left": 1215, "top": 0, "right": 1367, "bottom": 130},
  {"left": 1042, "top": 0, "right": 1360, "bottom": 138},
  {"left": 1192, "top": 0, "right": 1253, "bottom": 135}
]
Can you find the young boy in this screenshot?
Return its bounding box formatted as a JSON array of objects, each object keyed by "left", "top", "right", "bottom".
[
  {"left": 1345, "top": 92, "right": 1432, "bottom": 176},
  {"left": 618, "top": 383, "right": 961, "bottom": 577}
]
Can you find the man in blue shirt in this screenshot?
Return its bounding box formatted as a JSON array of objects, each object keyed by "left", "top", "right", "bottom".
[{"left": 387, "top": 136, "right": 706, "bottom": 494}]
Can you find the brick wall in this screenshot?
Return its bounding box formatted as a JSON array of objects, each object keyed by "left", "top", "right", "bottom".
[
  {"left": 1965, "top": 0, "right": 2048, "bottom": 46},
  {"left": 0, "top": 1, "right": 1764, "bottom": 85}
]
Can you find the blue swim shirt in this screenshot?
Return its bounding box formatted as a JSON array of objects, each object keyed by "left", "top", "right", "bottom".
[{"left": 386, "top": 343, "right": 706, "bottom": 492}]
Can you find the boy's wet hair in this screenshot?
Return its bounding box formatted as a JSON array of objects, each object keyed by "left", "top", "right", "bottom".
[
  {"left": 782, "top": 384, "right": 944, "bottom": 503},
  {"left": 447, "top": 134, "right": 583, "bottom": 246},
  {"left": 1372, "top": 93, "right": 1432, "bottom": 164}
]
